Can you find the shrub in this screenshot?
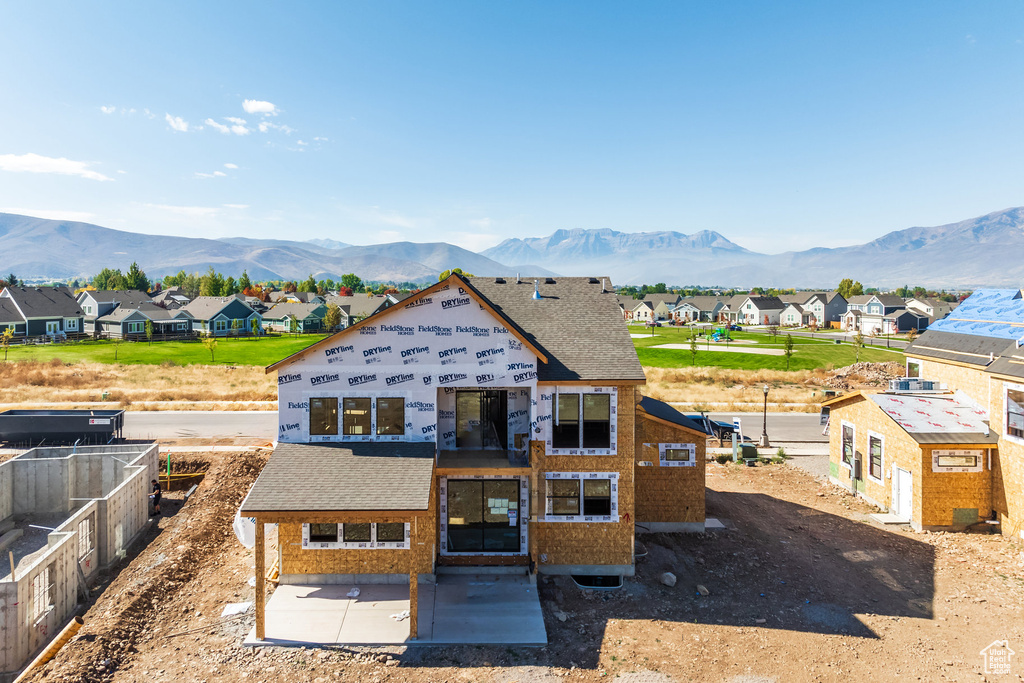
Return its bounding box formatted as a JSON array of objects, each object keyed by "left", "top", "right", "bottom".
[{"left": 715, "top": 454, "right": 732, "bottom": 464}]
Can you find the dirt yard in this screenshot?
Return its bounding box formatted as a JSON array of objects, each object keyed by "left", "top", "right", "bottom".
[{"left": 27, "top": 454, "right": 1024, "bottom": 683}]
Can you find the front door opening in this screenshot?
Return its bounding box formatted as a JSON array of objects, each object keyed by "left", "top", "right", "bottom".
[
  {"left": 456, "top": 390, "right": 508, "bottom": 450},
  {"left": 446, "top": 479, "right": 520, "bottom": 553}
]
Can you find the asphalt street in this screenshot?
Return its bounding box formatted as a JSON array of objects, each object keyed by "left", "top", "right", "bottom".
[{"left": 123, "top": 410, "right": 827, "bottom": 443}]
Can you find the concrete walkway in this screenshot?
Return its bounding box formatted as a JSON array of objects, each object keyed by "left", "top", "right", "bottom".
[
  {"left": 651, "top": 343, "right": 785, "bottom": 355},
  {"left": 244, "top": 574, "right": 546, "bottom": 647}
]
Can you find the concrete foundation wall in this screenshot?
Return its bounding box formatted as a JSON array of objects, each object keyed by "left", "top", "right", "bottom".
[{"left": 0, "top": 466, "right": 11, "bottom": 522}]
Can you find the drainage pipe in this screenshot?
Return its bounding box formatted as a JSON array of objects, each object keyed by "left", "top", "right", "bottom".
[{"left": 13, "top": 616, "right": 84, "bottom": 683}]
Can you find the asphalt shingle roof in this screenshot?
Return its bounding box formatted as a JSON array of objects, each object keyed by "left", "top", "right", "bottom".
[
  {"left": 84, "top": 290, "right": 152, "bottom": 306},
  {"left": 2, "top": 286, "right": 83, "bottom": 318},
  {"left": 466, "top": 276, "right": 646, "bottom": 383},
  {"left": 637, "top": 396, "right": 705, "bottom": 434},
  {"left": 0, "top": 299, "right": 22, "bottom": 324},
  {"left": 323, "top": 294, "right": 387, "bottom": 318},
  {"left": 906, "top": 330, "right": 1009, "bottom": 367},
  {"left": 181, "top": 296, "right": 255, "bottom": 320},
  {"left": 240, "top": 442, "right": 435, "bottom": 513},
  {"left": 265, "top": 302, "right": 327, "bottom": 320}
]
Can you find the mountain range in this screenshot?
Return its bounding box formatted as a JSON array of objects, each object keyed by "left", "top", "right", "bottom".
[{"left": 1, "top": 207, "right": 1023, "bottom": 288}]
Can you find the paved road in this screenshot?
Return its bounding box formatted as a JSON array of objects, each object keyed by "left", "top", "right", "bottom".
[
  {"left": 767, "top": 328, "right": 909, "bottom": 350},
  {"left": 707, "top": 411, "right": 827, "bottom": 443},
  {"left": 124, "top": 411, "right": 277, "bottom": 440},
  {"left": 124, "top": 410, "right": 827, "bottom": 443}
]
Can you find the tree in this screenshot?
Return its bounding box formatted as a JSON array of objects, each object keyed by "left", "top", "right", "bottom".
[
  {"left": 92, "top": 267, "right": 122, "bottom": 290},
  {"left": 238, "top": 270, "right": 252, "bottom": 293},
  {"left": 282, "top": 281, "right": 298, "bottom": 293},
  {"left": 298, "top": 274, "right": 316, "bottom": 293},
  {"left": 181, "top": 272, "right": 201, "bottom": 299},
  {"left": 145, "top": 320, "right": 153, "bottom": 345},
  {"left": 837, "top": 278, "right": 864, "bottom": 299},
  {"left": 202, "top": 333, "right": 218, "bottom": 362},
  {"left": 288, "top": 315, "right": 299, "bottom": 336},
  {"left": 808, "top": 316, "right": 818, "bottom": 337},
  {"left": 250, "top": 317, "right": 260, "bottom": 340},
  {"left": 337, "top": 286, "right": 353, "bottom": 297},
  {"left": 690, "top": 332, "right": 698, "bottom": 367},
  {"left": 853, "top": 331, "right": 865, "bottom": 362},
  {"left": 907, "top": 328, "right": 919, "bottom": 344},
  {"left": 125, "top": 262, "right": 150, "bottom": 292},
  {"left": 1, "top": 327, "right": 12, "bottom": 361},
  {"left": 766, "top": 324, "right": 780, "bottom": 342},
  {"left": 200, "top": 267, "right": 225, "bottom": 297},
  {"left": 6, "top": 273, "right": 16, "bottom": 288},
  {"left": 223, "top": 276, "right": 238, "bottom": 296},
  {"left": 437, "top": 269, "right": 472, "bottom": 282},
  {"left": 324, "top": 303, "right": 342, "bottom": 331},
  {"left": 231, "top": 318, "right": 242, "bottom": 337},
  {"left": 784, "top": 333, "right": 794, "bottom": 370}
]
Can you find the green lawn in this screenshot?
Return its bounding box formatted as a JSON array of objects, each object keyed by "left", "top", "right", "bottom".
[
  {"left": 628, "top": 325, "right": 904, "bottom": 370},
  {"left": 0, "top": 334, "right": 331, "bottom": 366}
]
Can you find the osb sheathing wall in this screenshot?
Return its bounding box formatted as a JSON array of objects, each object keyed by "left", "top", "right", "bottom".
[
  {"left": 278, "top": 482, "right": 438, "bottom": 577},
  {"left": 634, "top": 415, "right": 705, "bottom": 524},
  {"left": 528, "top": 384, "right": 636, "bottom": 570},
  {"left": 987, "top": 378, "right": 1024, "bottom": 538},
  {"left": 915, "top": 359, "right": 994, "bottom": 411},
  {"left": 829, "top": 397, "right": 993, "bottom": 529}
]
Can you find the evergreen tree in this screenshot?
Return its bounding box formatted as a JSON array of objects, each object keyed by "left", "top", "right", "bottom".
[
  {"left": 238, "top": 270, "right": 252, "bottom": 292},
  {"left": 125, "top": 262, "right": 150, "bottom": 292}
]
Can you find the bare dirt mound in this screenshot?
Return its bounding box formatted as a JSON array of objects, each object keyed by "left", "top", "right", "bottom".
[
  {"left": 824, "top": 361, "right": 906, "bottom": 391},
  {"left": 26, "top": 449, "right": 268, "bottom": 683}
]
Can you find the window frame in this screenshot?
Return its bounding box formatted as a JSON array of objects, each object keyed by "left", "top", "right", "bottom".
[
  {"left": 543, "top": 472, "right": 619, "bottom": 522},
  {"left": 342, "top": 397, "right": 372, "bottom": 436},
  {"left": 375, "top": 397, "right": 406, "bottom": 437},
  {"left": 214, "top": 319, "right": 228, "bottom": 332},
  {"left": 840, "top": 421, "right": 855, "bottom": 470},
  {"left": 31, "top": 563, "right": 55, "bottom": 623},
  {"left": 659, "top": 442, "right": 697, "bottom": 467},
  {"left": 309, "top": 397, "right": 338, "bottom": 436},
  {"left": 77, "top": 514, "right": 95, "bottom": 560},
  {"left": 301, "top": 522, "right": 410, "bottom": 549},
  {"left": 1005, "top": 383, "right": 1024, "bottom": 443},
  {"left": 546, "top": 387, "right": 617, "bottom": 455},
  {"left": 866, "top": 431, "right": 884, "bottom": 484}
]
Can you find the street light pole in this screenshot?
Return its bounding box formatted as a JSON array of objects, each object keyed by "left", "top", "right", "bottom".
[{"left": 759, "top": 384, "right": 771, "bottom": 448}]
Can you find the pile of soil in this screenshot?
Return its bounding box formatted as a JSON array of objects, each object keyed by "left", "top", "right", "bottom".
[{"left": 824, "top": 361, "right": 906, "bottom": 391}]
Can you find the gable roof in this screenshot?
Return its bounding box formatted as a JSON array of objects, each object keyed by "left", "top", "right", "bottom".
[
  {"left": 871, "top": 294, "right": 906, "bottom": 308},
  {"left": 323, "top": 294, "right": 387, "bottom": 318},
  {"left": 826, "top": 390, "right": 997, "bottom": 445},
  {"left": 637, "top": 396, "right": 706, "bottom": 435},
  {"left": 240, "top": 442, "right": 435, "bottom": 513},
  {"left": 846, "top": 295, "right": 873, "bottom": 305},
  {"left": 181, "top": 296, "right": 255, "bottom": 320},
  {"left": 745, "top": 296, "right": 785, "bottom": 309},
  {"left": 782, "top": 303, "right": 806, "bottom": 314},
  {"left": 1, "top": 286, "right": 83, "bottom": 318},
  {"left": 264, "top": 302, "right": 327, "bottom": 320},
  {"left": 97, "top": 302, "right": 192, "bottom": 323},
  {"left": 632, "top": 301, "right": 654, "bottom": 312},
  {"left": 268, "top": 274, "right": 548, "bottom": 373},
  {"left": 927, "top": 289, "right": 1024, "bottom": 340},
  {"left": 674, "top": 296, "right": 725, "bottom": 311},
  {"left": 79, "top": 290, "right": 152, "bottom": 306},
  {"left": 0, "top": 299, "right": 22, "bottom": 324},
  {"left": 643, "top": 293, "right": 680, "bottom": 306}
]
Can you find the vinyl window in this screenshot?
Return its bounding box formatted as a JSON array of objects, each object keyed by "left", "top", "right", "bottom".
[
  {"left": 546, "top": 479, "right": 580, "bottom": 516},
  {"left": 659, "top": 442, "right": 696, "bottom": 467},
  {"left": 1006, "top": 388, "right": 1024, "bottom": 440},
  {"left": 376, "top": 398, "right": 405, "bottom": 436},
  {"left": 343, "top": 523, "right": 372, "bottom": 543},
  {"left": 308, "top": 523, "right": 339, "bottom": 543},
  {"left": 302, "top": 522, "right": 410, "bottom": 549},
  {"left": 309, "top": 398, "right": 338, "bottom": 435},
  {"left": 215, "top": 320, "right": 228, "bottom": 332},
  {"left": 841, "top": 423, "right": 854, "bottom": 468},
  {"left": 868, "top": 433, "right": 883, "bottom": 482},
  {"left": 343, "top": 398, "right": 372, "bottom": 435},
  {"left": 544, "top": 473, "right": 619, "bottom": 522},
  {"left": 552, "top": 392, "right": 611, "bottom": 450},
  {"left": 582, "top": 479, "right": 612, "bottom": 516}
]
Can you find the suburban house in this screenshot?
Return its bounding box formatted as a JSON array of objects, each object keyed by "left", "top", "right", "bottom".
[
  {"left": 271, "top": 291, "right": 325, "bottom": 305},
  {"left": 151, "top": 286, "right": 191, "bottom": 309},
  {"left": 181, "top": 296, "right": 262, "bottom": 336},
  {"left": 822, "top": 288, "right": 1024, "bottom": 537},
  {"left": 907, "top": 297, "right": 957, "bottom": 323},
  {"left": 717, "top": 294, "right": 753, "bottom": 324},
  {"left": 241, "top": 273, "right": 706, "bottom": 643},
  {"left": 76, "top": 289, "right": 153, "bottom": 334},
  {"left": 842, "top": 294, "right": 919, "bottom": 335},
  {"left": 780, "top": 303, "right": 812, "bottom": 327},
  {"left": 630, "top": 300, "right": 655, "bottom": 323},
  {"left": 263, "top": 302, "right": 329, "bottom": 333},
  {"left": 725, "top": 296, "right": 785, "bottom": 326},
  {"left": 323, "top": 294, "right": 391, "bottom": 323},
  {"left": 672, "top": 296, "right": 726, "bottom": 323},
  {"left": 93, "top": 303, "right": 194, "bottom": 339},
  {"left": 0, "top": 299, "right": 25, "bottom": 337},
  {"left": 780, "top": 291, "right": 847, "bottom": 326},
  {"left": 0, "top": 286, "right": 85, "bottom": 338},
  {"left": 616, "top": 295, "right": 636, "bottom": 320}
]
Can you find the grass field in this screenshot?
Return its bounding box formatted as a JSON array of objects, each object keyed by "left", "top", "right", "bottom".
[
  {"left": 0, "top": 334, "right": 331, "bottom": 366},
  {"left": 629, "top": 325, "right": 904, "bottom": 370}
]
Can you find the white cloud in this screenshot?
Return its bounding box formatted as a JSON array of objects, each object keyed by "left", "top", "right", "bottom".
[
  {"left": 223, "top": 204, "right": 249, "bottom": 209},
  {"left": 117, "top": 170, "right": 127, "bottom": 174},
  {"left": 225, "top": 117, "right": 246, "bottom": 125},
  {"left": 143, "top": 203, "right": 220, "bottom": 218},
  {"left": 194, "top": 170, "right": 228, "bottom": 179},
  {"left": 224, "top": 163, "right": 238, "bottom": 169},
  {"left": 243, "top": 99, "right": 277, "bottom": 115},
  {"left": 297, "top": 140, "right": 308, "bottom": 146},
  {"left": 100, "top": 105, "right": 116, "bottom": 114},
  {"left": 205, "top": 118, "right": 230, "bottom": 134},
  {"left": 258, "top": 121, "right": 294, "bottom": 134},
  {"left": 0, "top": 152, "right": 113, "bottom": 181},
  {"left": 214, "top": 171, "right": 226, "bottom": 177},
  {"left": 0, "top": 207, "right": 96, "bottom": 222},
  {"left": 165, "top": 113, "right": 189, "bottom": 132},
  {"left": 313, "top": 136, "right": 329, "bottom": 142}
]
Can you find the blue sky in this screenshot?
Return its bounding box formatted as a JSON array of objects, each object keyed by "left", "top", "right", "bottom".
[{"left": 1, "top": 2, "right": 1023, "bottom": 254}]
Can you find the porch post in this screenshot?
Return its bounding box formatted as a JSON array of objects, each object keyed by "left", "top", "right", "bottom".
[
  {"left": 255, "top": 520, "right": 266, "bottom": 641},
  {"left": 408, "top": 570, "right": 418, "bottom": 640}
]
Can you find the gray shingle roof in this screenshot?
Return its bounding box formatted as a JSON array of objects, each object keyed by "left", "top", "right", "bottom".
[
  {"left": 265, "top": 302, "right": 327, "bottom": 320},
  {"left": 323, "top": 294, "right": 387, "bottom": 318},
  {"left": 240, "top": 442, "right": 435, "bottom": 513},
  {"left": 637, "top": 396, "right": 705, "bottom": 434},
  {"left": 906, "top": 330, "right": 1009, "bottom": 367},
  {"left": 2, "top": 286, "right": 83, "bottom": 318},
  {"left": 83, "top": 290, "right": 152, "bottom": 306},
  {"left": 97, "top": 302, "right": 191, "bottom": 323},
  {"left": 181, "top": 296, "right": 255, "bottom": 320},
  {"left": 466, "top": 276, "right": 646, "bottom": 383},
  {"left": 0, "top": 299, "right": 21, "bottom": 324}
]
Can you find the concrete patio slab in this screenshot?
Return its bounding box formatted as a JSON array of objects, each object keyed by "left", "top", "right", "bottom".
[{"left": 243, "top": 574, "right": 545, "bottom": 647}]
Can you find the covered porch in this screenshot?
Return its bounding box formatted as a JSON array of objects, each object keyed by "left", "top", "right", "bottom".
[{"left": 244, "top": 573, "right": 546, "bottom": 646}]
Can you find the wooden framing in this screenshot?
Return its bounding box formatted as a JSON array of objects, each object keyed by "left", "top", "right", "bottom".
[{"left": 255, "top": 521, "right": 265, "bottom": 641}]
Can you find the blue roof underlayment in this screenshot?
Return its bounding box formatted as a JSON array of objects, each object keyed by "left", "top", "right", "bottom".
[{"left": 929, "top": 289, "right": 1024, "bottom": 341}]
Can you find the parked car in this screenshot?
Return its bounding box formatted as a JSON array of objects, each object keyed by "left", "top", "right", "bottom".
[{"left": 729, "top": 325, "right": 743, "bottom": 331}]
